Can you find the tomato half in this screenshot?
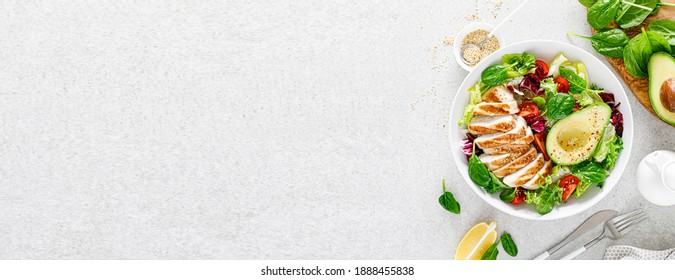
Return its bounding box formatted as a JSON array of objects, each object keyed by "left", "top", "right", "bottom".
[
  {"left": 559, "top": 175, "right": 581, "bottom": 201},
  {"left": 535, "top": 60, "right": 549, "bottom": 78},
  {"left": 512, "top": 187, "right": 526, "bottom": 204},
  {"left": 517, "top": 102, "right": 540, "bottom": 118},
  {"left": 533, "top": 132, "right": 549, "bottom": 161},
  {"left": 554, "top": 76, "right": 570, "bottom": 93}
]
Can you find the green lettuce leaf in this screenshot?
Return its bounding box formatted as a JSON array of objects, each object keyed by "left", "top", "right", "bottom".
[
  {"left": 602, "top": 136, "right": 623, "bottom": 170},
  {"left": 458, "top": 81, "right": 488, "bottom": 126},
  {"left": 593, "top": 124, "right": 617, "bottom": 163}
]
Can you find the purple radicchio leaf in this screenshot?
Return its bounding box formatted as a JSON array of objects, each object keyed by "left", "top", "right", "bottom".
[
  {"left": 518, "top": 74, "right": 545, "bottom": 99},
  {"left": 598, "top": 93, "right": 615, "bottom": 106},
  {"left": 598, "top": 93, "right": 623, "bottom": 137},
  {"left": 526, "top": 115, "right": 546, "bottom": 133},
  {"left": 610, "top": 103, "right": 623, "bottom": 137},
  {"left": 462, "top": 133, "right": 482, "bottom": 160}
]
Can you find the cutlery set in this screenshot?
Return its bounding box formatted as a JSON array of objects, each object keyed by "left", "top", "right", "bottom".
[{"left": 534, "top": 209, "right": 648, "bottom": 260}]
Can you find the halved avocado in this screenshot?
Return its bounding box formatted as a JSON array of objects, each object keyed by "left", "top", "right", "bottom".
[
  {"left": 546, "top": 103, "right": 613, "bottom": 165},
  {"left": 648, "top": 52, "right": 675, "bottom": 126}
]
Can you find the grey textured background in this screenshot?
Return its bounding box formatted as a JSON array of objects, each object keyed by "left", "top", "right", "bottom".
[{"left": 0, "top": 0, "right": 673, "bottom": 259}]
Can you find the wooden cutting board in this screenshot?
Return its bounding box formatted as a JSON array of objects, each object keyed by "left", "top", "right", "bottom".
[{"left": 590, "top": 0, "right": 675, "bottom": 126}]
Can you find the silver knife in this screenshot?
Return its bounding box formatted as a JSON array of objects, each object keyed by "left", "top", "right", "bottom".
[{"left": 533, "top": 209, "right": 618, "bottom": 260}]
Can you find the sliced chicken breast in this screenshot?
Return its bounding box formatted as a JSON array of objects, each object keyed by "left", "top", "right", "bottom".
[
  {"left": 475, "top": 116, "right": 527, "bottom": 149},
  {"left": 472, "top": 101, "right": 519, "bottom": 116},
  {"left": 512, "top": 126, "right": 535, "bottom": 145},
  {"left": 482, "top": 144, "right": 531, "bottom": 155},
  {"left": 503, "top": 153, "right": 546, "bottom": 188},
  {"left": 522, "top": 160, "right": 553, "bottom": 190},
  {"left": 468, "top": 115, "right": 516, "bottom": 135},
  {"left": 492, "top": 147, "right": 538, "bottom": 178},
  {"left": 479, "top": 149, "right": 528, "bottom": 171},
  {"left": 483, "top": 85, "right": 515, "bottom": 103}
]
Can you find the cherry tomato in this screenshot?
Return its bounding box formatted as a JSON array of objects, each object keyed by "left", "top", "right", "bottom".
[
  {"left": 535, "top": 60, "right": 549, "bottom": 78},
  {"left": 533, "top": 132, "right": 549, "bottom": 161},
  {"left": 572, "top": 103, "right": 581, "bottom": 112},
  {"left": 517, "top": 102, "right": 540, "bottom": 118},
  {"left": 554, "top": 76, "right": 570, "bottom": 93},
  {"left": 512, "top": 187, "right": 526, "bottom": 204},
  {"left": 559, "top": 175, "right": 581, "bottom": 201}
]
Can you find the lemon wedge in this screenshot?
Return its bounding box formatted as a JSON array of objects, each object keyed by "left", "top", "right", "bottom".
[{"left": 454, "top": 221, "right": 498, "bottom": 260}]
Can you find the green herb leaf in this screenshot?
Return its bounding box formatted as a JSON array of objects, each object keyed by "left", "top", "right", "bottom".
[
  {"left": 623, "top": 28, "right": 672, "bottom": 78},
  {"left": 546, "top": 93, "right": 575, "bottom": 120},
  {"left": 579, "top": 0, "right": 598, "bottom": 7},
  {"left": 535, "top": 187, "right": 563, "bottom": 215},
  {"left": 623, "top": 35, "right": 649, "bottom": 78},
  {"left": 615, "top": 0, "right": 659, "bottom": 29},
  {"left": 571, "top": 161, "right": 609, "bottom": 184},
  {"left": 569, "top": 29, "right": 630, "bottom": 58},
  {"left": 649, "top": 19, "right": 675, "bottom": 47},
  {"left": 468, "top": 153, "right": 491, "bottom": 188},
  {"left": 438, "top": 179, "right": 461, "bottom": 214},
  {"left": 645, "top": 28, "right": 672, "bottom": 54},
  {"left": 481, "top": 64, "right": 509, "bottom": 86},
  {"left": 499, "top": 188, "right": 516, "bottom": 203},
  {"left": 500, "top": 232, "right": 518, "bottom": 257},
  {"left": 587, "top": 0, "right": 622, "bottom": 29},
  {"left": 559, "top": 67, "right": 588, "bottom": 94},
  {"left": 481, "top": 241, "right": 500, "bottom": 260}
]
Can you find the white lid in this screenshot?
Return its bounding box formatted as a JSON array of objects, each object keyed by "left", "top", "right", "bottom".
[{"left": 637, "top": 150, "right": 675, "bottom": 206}]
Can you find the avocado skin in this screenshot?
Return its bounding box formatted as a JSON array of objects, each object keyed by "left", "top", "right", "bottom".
[{"left": 648, "top": 52, "right": 675, "bottom": 126}]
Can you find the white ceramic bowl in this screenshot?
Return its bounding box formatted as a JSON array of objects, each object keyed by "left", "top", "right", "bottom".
[
  {"left": 449, "top": 40, "right": 634, "bottom": 220},
  {"left": 453, "top": 22, "right": 506, "bottom": 71}
]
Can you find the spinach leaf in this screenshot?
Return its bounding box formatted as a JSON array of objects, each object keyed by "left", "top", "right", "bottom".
[
  {"left": 559, "top": 67, "right": 588, "bottom": 94},
  {"left": 615, "top": 0, "right": 658, "bottom": 29},
  {"left": 500, "top": 232, "right": 518, "bottom": 257},
  {"left": 468, "top": 153, "right": 491, "bottom": 188},
  {"left": 624, "top": 28, "right": 672, "bottom": 77},
  {"left": 579, "top": 0, "right": 597, "bottom": 7},
  {"left": 571, "top": 161, "right": 609, "bottom": 183},
  {"left": 546, "top": 93, "right": 575, "bottom": 120},
  {"left": 481, "top": 64, "right": 509, "bottom": 86},
  {"left": 481, "top": 241, "right": 500, "bottom": 260},
  {"left": 623, "top": 32, "right": 651, "bottom": 78},
  {"left": 485, "top": 172, "right": 508, "bottom": 194},
  {"left": 649, "top": 19, "right": 675, "bottom": 47},
  {"left": 438, "top": 179, "right": 460, "bottom": 214},
  {"left": 588, "top": 0, "right": 621, "bottom": 29},
  {"left": 645, "top": 28, "right": 672, "bottom": 54},
  {"left": 499, "top": 188, "right": 516, "bottom": 202},
  {"left": 535, "top": 187, "right": 563, "bottom": 215},
  {"left": 568, "top": 29, "right": 629, "bottom": 58}
]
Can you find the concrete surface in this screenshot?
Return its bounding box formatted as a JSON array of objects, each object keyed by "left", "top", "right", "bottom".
[{"left": 0, "top": 0, "right": 673, "bottom": 259}]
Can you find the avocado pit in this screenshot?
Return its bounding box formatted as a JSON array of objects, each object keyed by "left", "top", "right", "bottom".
[{"left": 661, "top": 78, "right": 675, "bottom": 112}]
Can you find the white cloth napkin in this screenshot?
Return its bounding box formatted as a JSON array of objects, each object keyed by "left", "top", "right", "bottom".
[{"left": 604, "top": 245, "right": 675, "bottom": 260}]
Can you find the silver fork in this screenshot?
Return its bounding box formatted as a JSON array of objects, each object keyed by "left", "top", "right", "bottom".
[{"left": 560, "top": 209, "right": 648, "bottom": 260}]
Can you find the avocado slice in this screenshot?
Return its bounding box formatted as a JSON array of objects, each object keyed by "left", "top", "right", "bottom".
[
  {"left": 649, "top": 52, "right": 675, "bottom": 126},
  {"left": 546, "top": 103, "right": 613, "bottom": 165}
]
